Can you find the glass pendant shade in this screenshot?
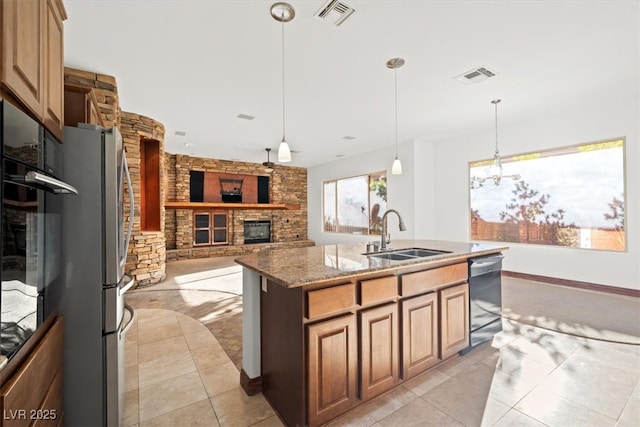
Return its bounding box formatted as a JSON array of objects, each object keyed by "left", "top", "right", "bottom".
[
  {"left": 488, "top": 153, "right": 502, "bottom": 179},
  {"left": 278, "top": 139, "right": 292, "bottom": 162},
  {"left": 392, "top": 157, "right": 402, "bottom": 175}
]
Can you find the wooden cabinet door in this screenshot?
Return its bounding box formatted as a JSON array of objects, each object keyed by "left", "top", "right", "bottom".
[
  {"left": 43, "top": 0, "right": 65, "bottom": 140},
  {"left": 440, "top": 282, "right": 470, "bottom": 359},
  {"left": 307, "top": 314, "right": 357, "bottom": 426},
  {"left": 401, "top": 293, "right": 439, "bottom": 379},
  {"left": 360, "top": 303, "right": 398, "bottom": 401},
  {"left": 1, "top": 0, "right": 45, "bottom": 118}
]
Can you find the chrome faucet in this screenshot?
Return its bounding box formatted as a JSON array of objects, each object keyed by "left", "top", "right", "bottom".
[{"left": 380, "top": 209, "right": 407, "bottom": 251}]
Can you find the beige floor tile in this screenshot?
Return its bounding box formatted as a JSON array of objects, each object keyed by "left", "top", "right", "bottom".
[
  {"left": 422, "top": 376, "right": 510, "bottom": 426},
  {"left": 453, "top": 362, "right": 537, "bottom": 407},
  {"left": 482, "top": 346, "right": 556, "bottom": 383},
  {"left": 401, "top": 369, "right": 451, "bottom": 397},
  {"left": 138, "top": 335, "right": 190, "bottom": 364},
  {"left": 492, "top": 408, "right": 546, "bottom": 427},
  {"left": 140, "top": 399, "right": 219, "bottom": 427},
  {"left": 210, "top": 387, "right": 276, "bottom": 427},
  {"left": 617, "top": 396, "right": 640, "bottom": 427},
  {"left": 199, "top": 360, "right": 240, "bottom": 397},
  {"left": 125, "top": 339, "right": 139, "bottom": 367},
  {"left": 515, "top": 386, "right": 616, "bottom": 427},
  {"left": 190, "top": 344, "right": 232, "bottom": 371},
  {"left": 436, "top": 353, "right": 478, "bottom": 377},
  {"left": 126, "top": 363, "right": 139, "bottom": 392},
  {"left": 138, "top": 352, "right": 198, "bottom": 388},
  {"left": 501, "top": 330, "right": 582, "bottom": 368},
  {"left": 123, "top": 389, "right": 139, "bottom": 427},
  {"left": 326, "top": 386, "right": 418, "bottom": 426},
  {"left": 177, "top": 312, "right": 210, "bottom": 335},
  {"left": 138, "top": 371, "right": 208, "bottom": 422},
  {"left": 250, "top": 415, "right": 286, "bottom": 426},
  {"left": 137, "top": 320, "right": 184, "bottom": 345},
  {"left": 376, "top": 398, "right": 463, "bottom": 426},
  {"left": 137, "top": 308, "right": 177, "bottom": 323},
  {"left": 572, "top": 338, "right": 640, "bottom": 373},
  {"left": 185, "top": 329, "right": 221, "bottom": 352},
  {"left": 536, "top": 353, "right": 637, "bottom": 419}
]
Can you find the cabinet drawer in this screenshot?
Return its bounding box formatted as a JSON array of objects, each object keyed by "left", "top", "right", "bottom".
[
  {"left": 0, "top": 317, "right": 63, "bottom": 427},
  {"left": 307, "top": 283, "right": 356, "bottom": 320},
  {"left": 360, "top": 276, "right": 397, "bottom": 306},
  {"left": 401, "top": 263, "right": 467, "bottom": 297}
]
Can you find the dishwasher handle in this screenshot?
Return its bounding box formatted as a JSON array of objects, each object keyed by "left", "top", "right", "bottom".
[{"left": 469, "top": 254, "right": 504, "bottom": 276}]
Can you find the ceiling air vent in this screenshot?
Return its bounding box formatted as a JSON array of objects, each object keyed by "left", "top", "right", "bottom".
[
  {"left": 315, "top": 0, "right": 355, "bottom": 26},
  {"left": 455, "top": 66, "right": 498, "bottom": 84}
]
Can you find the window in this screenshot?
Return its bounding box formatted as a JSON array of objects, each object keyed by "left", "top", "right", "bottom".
[
  {"left": 193, "top": 211, "right": 228, "bottom": 246},
  {"left": 323, "top": 172, "right": 387, "bottom": 235},
  {"left": 469, "top": 139, "right": 625, "bottom": 251}
]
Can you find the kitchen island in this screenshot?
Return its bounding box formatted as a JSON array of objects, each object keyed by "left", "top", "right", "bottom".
[{"left": 235, "top": 239, "right": 507, "bottom": 426}]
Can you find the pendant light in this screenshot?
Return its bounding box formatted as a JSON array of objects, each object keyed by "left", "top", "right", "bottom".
[
  {"left": 471, "top": 99, "right": 520, "bottom": 187},
  {"left": 488, "top": 99, "right": 520, "bottom": 185},
  {"left": 271, "top": 2, "right": 294, "bottom": 163},
  {"left": 387, "top": 57, "right": 405, "bottom": 175}
]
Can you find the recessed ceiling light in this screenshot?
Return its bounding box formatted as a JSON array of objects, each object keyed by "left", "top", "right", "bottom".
[
  {"left": 237, "top": 113, "right": 255, "bottom": 120},
  {"left": 183, "top": 143, "right": 194, "bottom": 147},
  {"left": 174, "top": 130, "right": 187, "bottom": 136},
  {"left": 336, "top": 154, "right": 344, "bottom": 157}
]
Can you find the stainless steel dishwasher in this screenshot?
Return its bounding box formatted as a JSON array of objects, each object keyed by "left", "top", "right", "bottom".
[{"left": 467, "top": 254, "right": 504, "bottom": 349}]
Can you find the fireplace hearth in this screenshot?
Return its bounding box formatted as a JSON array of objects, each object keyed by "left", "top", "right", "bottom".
[{"left": 244, "top": 220, "right": 271, "bottom": 244}]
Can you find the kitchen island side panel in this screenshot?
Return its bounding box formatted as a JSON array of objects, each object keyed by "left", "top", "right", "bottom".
[{"left": 261, "top": 279, "right": 305, "bottom": 427}]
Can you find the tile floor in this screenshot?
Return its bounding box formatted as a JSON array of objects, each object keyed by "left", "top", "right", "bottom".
[{"left": 123, "top": 258, "right": 640, "bottom": 426}]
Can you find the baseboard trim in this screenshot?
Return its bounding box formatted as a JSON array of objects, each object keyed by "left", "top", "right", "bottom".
[
  {"left": 240, "top": 369, "right": 263, "bottom": 396},
  {"left": 503, "top": 270, "right": 640, "bottom": 298}
]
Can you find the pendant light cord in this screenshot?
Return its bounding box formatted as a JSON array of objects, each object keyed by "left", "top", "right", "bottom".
[
  {"left": 281, "top": 12, "right": 286, "bottom": 142},
  {"left": 394, "top": 67, "right": 398, "bottom": 158},
  {"left": 494, "top": 100, "right": 499, "bottom": 156}
]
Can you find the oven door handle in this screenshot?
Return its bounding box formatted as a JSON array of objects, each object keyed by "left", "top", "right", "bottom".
[{"left": 24, "top": 171, "right": 79, "bottom": 194}]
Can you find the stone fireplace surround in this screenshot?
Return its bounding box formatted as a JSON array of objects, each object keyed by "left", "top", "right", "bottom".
[{"left": 164, "top": 153, "right": 313, "bottom": 262}]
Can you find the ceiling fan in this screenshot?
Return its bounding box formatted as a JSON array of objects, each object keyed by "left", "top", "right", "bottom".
[{"left": 263, "top": 148, "right": 275, "bottom": 173}]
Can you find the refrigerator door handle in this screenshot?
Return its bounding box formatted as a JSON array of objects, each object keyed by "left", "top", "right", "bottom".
[
  {"left": 122, "top": 152, "right": 134, "bottom": 268},
  {"left": 120, "top": 304, "right": 136, "bottom": 339}
]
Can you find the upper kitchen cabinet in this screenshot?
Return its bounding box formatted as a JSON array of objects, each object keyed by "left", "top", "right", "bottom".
[{"left": 0, "top": 0, "right": 67, "bottom": 141}]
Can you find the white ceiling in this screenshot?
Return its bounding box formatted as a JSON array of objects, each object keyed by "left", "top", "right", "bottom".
[{"left": 63, "top": 0, "right": 638, "bottom": 168}]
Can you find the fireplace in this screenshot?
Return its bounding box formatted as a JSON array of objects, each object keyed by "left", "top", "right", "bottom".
[{"left": 244, "top": 220, "right": 271, "bottom": 244}]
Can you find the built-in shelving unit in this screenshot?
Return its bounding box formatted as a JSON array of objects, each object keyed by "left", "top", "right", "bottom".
[{"left": 164, "top": 202, "right": 300, "bottom": 210}]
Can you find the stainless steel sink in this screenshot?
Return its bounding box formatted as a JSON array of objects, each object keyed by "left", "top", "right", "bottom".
[{"left": 367, "top": 247, "right": 451, "bottom": 261}]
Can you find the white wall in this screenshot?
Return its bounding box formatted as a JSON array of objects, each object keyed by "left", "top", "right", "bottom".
[
  {"left": 308, "top": 86, "right": 638, "bottom": 291},
  {"left": 308, "top": 141, "right": 415, "bottom": 246}
]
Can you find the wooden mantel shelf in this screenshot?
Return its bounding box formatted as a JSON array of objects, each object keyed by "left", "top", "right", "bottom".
[{"left": 165, "top": 202, "right": 300, "bottom": 210}]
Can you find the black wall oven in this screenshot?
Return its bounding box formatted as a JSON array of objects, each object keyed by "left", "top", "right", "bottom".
[{"left": 1, "top": 98, "right": 77, "bottom": 359}]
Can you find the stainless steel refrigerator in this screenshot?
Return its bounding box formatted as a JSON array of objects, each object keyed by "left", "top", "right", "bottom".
[{"left": 60, "top": 124, "right": 134, "bottom": 426}]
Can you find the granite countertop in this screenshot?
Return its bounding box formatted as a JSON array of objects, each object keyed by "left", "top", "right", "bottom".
[{"left": 235, "top": 239, "right": 508, "bottom": 288}]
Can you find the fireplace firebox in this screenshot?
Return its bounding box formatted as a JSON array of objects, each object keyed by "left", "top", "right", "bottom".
[{"left": 244, "top": 220, "right": 271, "bottom": 244}]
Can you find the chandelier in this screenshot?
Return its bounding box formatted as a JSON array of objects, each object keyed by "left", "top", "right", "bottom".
[{"left": 470, "top": 99, "right": 520, "bottom": 187}]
